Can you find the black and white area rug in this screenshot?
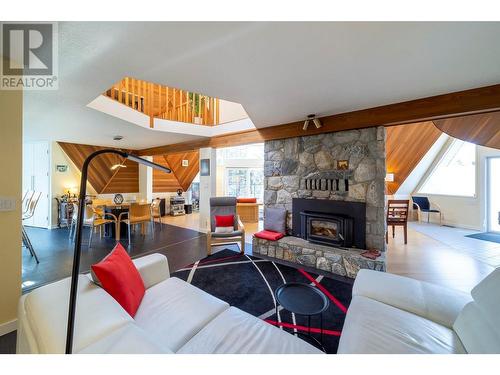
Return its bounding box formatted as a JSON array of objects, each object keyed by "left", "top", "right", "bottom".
[{"left": 172, "top": 249, "right": 353, "bottom": 353}]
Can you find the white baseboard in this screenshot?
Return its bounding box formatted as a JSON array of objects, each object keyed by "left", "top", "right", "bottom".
[
  {"left": 441, "top": 220, "right": 482, "bottom": 231},
  {"left": 0, "top": 319, "right": 17, "bottom": 336}
]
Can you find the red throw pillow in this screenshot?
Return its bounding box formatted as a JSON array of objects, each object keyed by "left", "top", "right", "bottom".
[
  {"left": 215, "top": 215, "right": 234, "bottom": 227},
  {"left": 91, "top": 243, "right": 145, "bottom": 317},
  {"left": 254, "top": 230, "right": 285, "bottom": 241}
]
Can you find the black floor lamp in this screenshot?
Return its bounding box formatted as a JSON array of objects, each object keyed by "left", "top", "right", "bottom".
[{"left": 65, "top": 149, "right": 171, "bottom": 354}]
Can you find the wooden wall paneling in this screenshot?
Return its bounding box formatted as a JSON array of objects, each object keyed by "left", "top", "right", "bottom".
[
  {"left": 58, "top": 142, "right": 139, "bottom": 194},
  {"left": 164, "top": 151, "right": 200, "bottom": 191},
  {"left": 433, "top": 111, "right": 500, "bottom": 150},
  {"left": 152, "top": 155, "right": 182, "bottom": 192},
  {"left": 101, "top": 159, "right": 139, "bottom": 194},
  {"left": 152, "top": 151, "right": 200, "bottom": 192},
  {"left": 385, "top": 122, "right": 443, "bottom": 195},
  {"left": 58, "top": 142, "right": 114, "bottom": 193}
]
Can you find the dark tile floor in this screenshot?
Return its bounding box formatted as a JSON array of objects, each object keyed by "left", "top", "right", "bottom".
[
  {"left": 21, "top": 222, "right": 210, "bottom": 292},
  {"left": 0, "top": 222, "right": 249, "bottom": 354},
  {"left": 0, "top": 332, "right": 16, "bottom": 354}
]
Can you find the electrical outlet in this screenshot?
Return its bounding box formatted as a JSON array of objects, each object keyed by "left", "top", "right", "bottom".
[{"left": 0, "top": 196, "right": 16, "bottom": 212}]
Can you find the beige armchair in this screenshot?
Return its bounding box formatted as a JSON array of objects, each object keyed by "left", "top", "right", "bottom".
[{"left": 206, "top": 197, "right": 245, "bottom": 255}]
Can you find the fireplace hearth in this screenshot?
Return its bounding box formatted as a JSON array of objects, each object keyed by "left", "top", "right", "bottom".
[{"left": 300, "top": 211, "right": 354, "bottom": 247}]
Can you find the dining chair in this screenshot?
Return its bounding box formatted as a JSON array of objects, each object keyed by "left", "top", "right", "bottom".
[
  {"left": 22, "top": 190, "right": 35, "bottom": 216},
  {"left": 150, "top": 198, "right": 162, "bottom": 231},
  {"left": 22, "top": 191, "right": 41, "bottom": 263},
  {"left": 118, "top": 203, "right": 152, "bottom": 245},
  {"left": 411, "top": 196, "right": 442, "bottom": 225},
  {"left": 386, "top": 199, "right": 410, "bottom": 244},
  {"left": 68, "top": 203, "right": 80, "bottom": 240},
  {"left": 70, "top": 203, "right": 118, "bottom": 247}
]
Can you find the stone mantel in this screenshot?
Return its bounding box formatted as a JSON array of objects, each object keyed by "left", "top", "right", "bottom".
[{"left": 252, "top": 236, "right": 386, "bottom": 279}]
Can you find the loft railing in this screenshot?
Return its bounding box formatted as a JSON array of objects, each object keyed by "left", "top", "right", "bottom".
[{"left": 104, "top": 77, "right": 220, "bottom": 127}]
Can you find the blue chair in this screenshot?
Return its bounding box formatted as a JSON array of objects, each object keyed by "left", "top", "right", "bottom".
[{"left": 411, "top": 196, "right": 442, "bottom": 225}]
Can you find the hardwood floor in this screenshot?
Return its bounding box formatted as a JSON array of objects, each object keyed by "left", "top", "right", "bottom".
[{"left": 386, "top": 223, "right": 496, "bottom": 293}]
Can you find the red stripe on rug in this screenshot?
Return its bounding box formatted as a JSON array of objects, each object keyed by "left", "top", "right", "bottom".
[
  {"left": 264, "top": 319, "right": 341, "bottom": 336},
  {"left": 298, "top": 269, "right": 348, "bottom": 314}
]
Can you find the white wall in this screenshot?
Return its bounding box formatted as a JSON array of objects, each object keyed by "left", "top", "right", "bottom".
[
  {"left": 138, "top": 156, "right": 153, "bottom": 202},
  {"left": 218, "top": 100, "right": 248, "bottom": 124},
  {"left": 199, "top": 148, "right": 217, "bottom": 230},
  {"left": 50, "top": 142, "right": 97, "bottom": 228},
  {"left": 412, "top": 144, "right": 500, "bottom": 231}
]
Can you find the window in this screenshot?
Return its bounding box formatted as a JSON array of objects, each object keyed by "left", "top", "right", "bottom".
[
  {"left": 226, "top": 168, "right": 264, "bottom": 202},
  {"left": 217, "top": 144, "right": 264, "bottom": 164},
  {"left": 418, "top": 139, "right": 476, "bottom": 197}
]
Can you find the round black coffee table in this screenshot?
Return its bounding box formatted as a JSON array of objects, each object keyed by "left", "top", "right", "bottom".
[{"left": 275, "top": 282, "right": 329, "bottom": 351}]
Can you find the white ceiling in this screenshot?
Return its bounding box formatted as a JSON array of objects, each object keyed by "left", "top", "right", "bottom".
[{"left": 24, "top": 22, "right": 500, "bottom": 150}]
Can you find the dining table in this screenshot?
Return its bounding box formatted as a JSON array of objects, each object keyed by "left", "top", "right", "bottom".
[{"left": 92, "top": 201, "right": 151, "bottom": 241}]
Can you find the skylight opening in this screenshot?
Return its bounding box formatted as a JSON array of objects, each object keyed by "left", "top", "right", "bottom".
[{"left": 103, "top": 76, "right": 248, "bottom": 127}]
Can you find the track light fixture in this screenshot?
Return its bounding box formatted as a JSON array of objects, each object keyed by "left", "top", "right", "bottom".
[{"left": 303, "top": 114, "right": 322, "bottom": 131}]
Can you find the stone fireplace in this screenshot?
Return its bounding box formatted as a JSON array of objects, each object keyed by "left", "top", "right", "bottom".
[{"left": 252, "top": 127, "right": 387, "bottom": 278}]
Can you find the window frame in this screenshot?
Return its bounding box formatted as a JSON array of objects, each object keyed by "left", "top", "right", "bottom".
[
  {"left": 416, "top": 138, "right": 478, "bottom": 198},
  {"left": 224, "top": 167, "right": 264, "bottom": 202}
]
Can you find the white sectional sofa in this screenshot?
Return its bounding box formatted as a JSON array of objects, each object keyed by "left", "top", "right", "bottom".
[
  {"left": 17, "top": 253, "right": 321, "bottom": 354},
  {"left": 338, "top": 268, "right": 500, "bottom": 354}
]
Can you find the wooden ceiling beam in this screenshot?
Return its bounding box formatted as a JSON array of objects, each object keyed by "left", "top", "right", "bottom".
[
  {"left": 433, "top": 112, "right": 500, "bottom": 150},
  {"left": 138, "top": 84, "right": 500, "bottom": 156}
]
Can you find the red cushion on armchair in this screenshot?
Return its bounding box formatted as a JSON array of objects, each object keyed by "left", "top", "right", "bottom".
[
  {"left": 91, "top": 243, "right": 145, "bottom": 317},
  {"left": 254, "top": 230, "right": 285, "bottom": 241}
]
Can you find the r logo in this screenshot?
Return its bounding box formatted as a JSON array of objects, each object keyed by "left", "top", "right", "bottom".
[{"left": 2, "top": 23, "right": 53, "bottom": 76}]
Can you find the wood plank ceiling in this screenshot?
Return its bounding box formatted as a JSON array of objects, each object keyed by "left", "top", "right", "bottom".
[
  {"left": 59, "top": 142, "right": 199, "bottom": 194},
  {"left": 101, "top": 159, "right": 139, "bottom": 194},
  {"left": 58, "top": 142, "right": 131, "bottom": 194},
  {"left": 385, "top": 122, "right": 443, "bottom": 195},
  {"left": 153, "top": 151, "right": 200, "bottom": 192},
  {"left": 433, "top": 111, "right": 500, "bottom": 150}
]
